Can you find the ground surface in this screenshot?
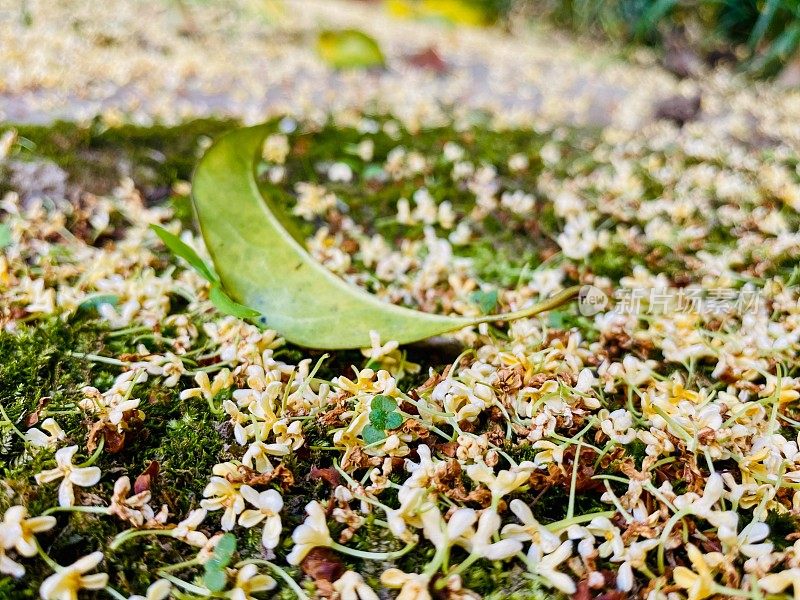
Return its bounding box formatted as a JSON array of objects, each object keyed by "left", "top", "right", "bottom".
[{"left": 2, "top": 2, "right": 800, "bottom": 600}]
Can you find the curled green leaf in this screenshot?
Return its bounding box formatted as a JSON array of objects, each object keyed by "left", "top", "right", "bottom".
[{"left": 191, "top": 124, "right": 580, "bottom": 349}]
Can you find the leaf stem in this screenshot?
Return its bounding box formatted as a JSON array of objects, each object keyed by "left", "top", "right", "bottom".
[{"left": 472, "top": 286, "right": 581, "bottom": 325}]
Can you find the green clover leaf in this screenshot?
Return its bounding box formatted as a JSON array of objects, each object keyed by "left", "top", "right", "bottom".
[
  {"left": 385, "top": 411, "right": 404, "bottom": 430},
  {"left": 203, "top": 533, "right": 236, "bottom": 592},
  {"left": 369, "top": 408, "right": 387, "bottom": 430},
  {"left": 371, "top": 394, "right": 397, "bottom": 413},
  {"left": 362, "top": 424, "right": 386, "bottom": 445}
]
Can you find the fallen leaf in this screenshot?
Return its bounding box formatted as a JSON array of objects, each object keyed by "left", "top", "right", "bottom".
[
  {"left": 316, "top": 29, "right": 385, "bottom": 70},
  {"left": 301, "top": 547, "right": 345, "bottom": 588},
  {"left": 405, "top": 46, "right": 447, "bottom": 73},
  {"left": 191, "top": 125, "right": 579, "bottom": 349},
  {"left": 134, "top": 461, "right": 160, "bottom": 494},
  {"left": 309, "top": 467, "right": 342, "bottom": 489},
  {"left": 23, "top": 396, "right": 51, "bottom": 427}
]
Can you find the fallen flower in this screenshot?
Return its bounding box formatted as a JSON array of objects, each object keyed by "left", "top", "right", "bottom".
[
  {"left": 287, "top": 501, "right": 333, "bottom": 565},
  {"left": 39, "top": 551, "right": 108, "bottom": 600},
  {"left": 34, "top": 446, "right": 102, "bottom": 507}
]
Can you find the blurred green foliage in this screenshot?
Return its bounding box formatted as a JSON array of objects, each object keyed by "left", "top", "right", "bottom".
[{"left": 523, "top": 0, "right": 800, "bottom": 76}]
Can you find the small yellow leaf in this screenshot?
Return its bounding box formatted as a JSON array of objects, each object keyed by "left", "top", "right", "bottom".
[{"left": 316, "top": 29, "right": 385, "bottom": 70}]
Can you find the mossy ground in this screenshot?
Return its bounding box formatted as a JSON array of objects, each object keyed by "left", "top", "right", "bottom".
[
  {"left": 4, "top": 116, "right": 795, "bottom": 598},
  {"left": 0, "top": 118, "right": 590, "bottom": 598}
]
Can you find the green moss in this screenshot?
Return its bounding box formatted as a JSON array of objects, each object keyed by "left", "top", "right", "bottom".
[
  {"left": 0, "top": 317, "right": 233, "bottom": 596},
  {"left": 765, "top": 510, "right": 800, "bottom": 551},
  {"left": 11, "top": 118, "right": 238, "bottom": 195}
]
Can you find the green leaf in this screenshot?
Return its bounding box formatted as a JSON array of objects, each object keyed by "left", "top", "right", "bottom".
[
  {"left": 190, "top": 124, "right": 580, "bottom": 349},
  {"left": 316, "top": 29, "right": 385, "bottom": 70},
  {"left": 150, "top": 224, "right": 218, "bottom": 283},
  {"left": 209, "top": 285, "right": 261, "bottom": 319},
  {"left": 371, "top": 394, "right": 397, "bottom": 414},
  {"left": 369, "top": 409, "right": 387, "bottom": 430},
  {"left": 548, "top": 310, "right": 565, "bottom": 329},
  {"left": 362, "top": 424, "right": 386, "bottom": 445},
  {"left": 203, "top": 562, "right": 227, "bottom": 593},
  {"left": 470, "top": 289, "right": 498, "bottom": 315},
  {"left": 385, "top": 411, "right": 404, "bottom": 430},
  {"left": 214, "top": 533, "right": 237, "bottom": 565},
  {"left": 202, "top": 531, "right": 237, "bottom": 591},
  {"left": 0, "top": 223, "right": 11, "bottom": 249}
]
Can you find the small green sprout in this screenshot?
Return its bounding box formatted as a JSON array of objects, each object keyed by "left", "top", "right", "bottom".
[
  {"left": 203, "top": 533, "right": 236, "bottom": 592},
  {"left": 362, "top": 394, "right": 404, "bottom": 445}
]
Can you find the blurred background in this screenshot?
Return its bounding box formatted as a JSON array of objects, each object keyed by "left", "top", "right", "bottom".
[{"left": 2, "top": 0, "right": 799, "bottom": 130}]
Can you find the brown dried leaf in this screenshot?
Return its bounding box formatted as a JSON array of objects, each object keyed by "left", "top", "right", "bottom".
[
  {"left": 301, "top": 547, "right": 344, "bottom": 597},
  {"left": 227, "top": 464, "right": 295, "bottom": 490},
  {"left": 405, "top": 46, "right": 448, "bottom": 73},
  {"left": 309, "top": 467, "right": 342, "bottom": 489},
  {"left": 23, "top": 396, "right": 51, "bottom": 427},
  {"left": 134, "top": 461, "right": 160, "bottom": 494}
]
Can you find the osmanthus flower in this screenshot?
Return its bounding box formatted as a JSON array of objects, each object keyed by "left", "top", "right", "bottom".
[
  {"left": 2, "top": 505, "right": 57, "bottom": 557},
  {"left": 128, "top": 579, "right": 171, "bottom": 600},
  {"left": 720, "top": 473, "right": 772, "bottom": 512},
  {"left": 716, "top": 517, "right": 773, "bottom": 559},
  {"left": 673, "top": 472, "right": 724, "bottom": 519},
  {"left": 172, "top": 508, "right": 208, "bottom": 547},
  {"left": 0, "top": 542, "right": 25, "bottom": 578},
  {"left": 273, "top": 419, "right": 304, "bottom": 452},
  {"left": 421, "top": 505, "right": 476, "bottom": 553},
  {"left": 361, "top": 330, "right": 400, "bottom": 363},
  {"left": 464, "top": 461, "right": 536, "bottom": 504},
  {"left": 132, "top": 351, "right": 185, "bottom": 387},
  {"left": 262, "top": 134, "right": 290, "bottom": 164},
  {"left": 293, "top": 182, "right": 337, "bottom": 221},
  {"left": 34, "top": 445, "right": 102, "bottom": 507},
  {"left": 526, "top": 540, "right": 576, "bottom": 594},
  {"left": 242, "top": 440, "right": 287, "bottom": 473},
  {"left": 599, "top": 408, "right": 637, "bottom": 444},
  {"left": 404, "top": 444, "right": 439, "bottom": 487},
  {"left": 501, "top": 499, "right": 560, "bottom": 554},
  {"left": 201, "top": 474, "right": 245, "bottom": 531},
  {"left": 108, "top": 476, "right": 152, "bottom": 527},
  {"left": 333, "top": 411, "right": 370, "bottom": 461},
  {"left": 286, "top": 501, "right": 333, "bottom": 565},
  {"left": 39, "top": 551, "right": 108, "bottom": 600},
  {"left": 179, "top": 369, "right": 233, "bottom": 403},
  {"left": 238, "top": 486, "right": 283, "bottom": 550},
  {"left": 759, "top": 568, "right": 800, "bottom": 598},
  {"left": 673, "top": 544, "right": 724, "bottom": 600},
  {"left": 531, "top": 440, "right": 564, "bottom": 468},
  {"left": 430, "top": 378, "right": 488, "bottom": 422},
  {"left": 25, "top": 418, "right": 66, "bottom": 449},
  {"left": 228, "top": 564, "right": 276, "bottom": 600},
  {"left": 385, "top": 486, "right": 427, "bottom": 543},
  {"left": 333, "top": 571, "right": 380, "bottom": 600},
  {"left": 333, "top": 367, "right": 389, "bottom": 396},
  {"left": 380, "top": 569, "right": 432, "bottom": 600},
  {"left": 459, "top": 509, "right": 523, "bottom": 561},
  {"left": 613, "top": 539, "right": 660, "bottom": 591}
]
